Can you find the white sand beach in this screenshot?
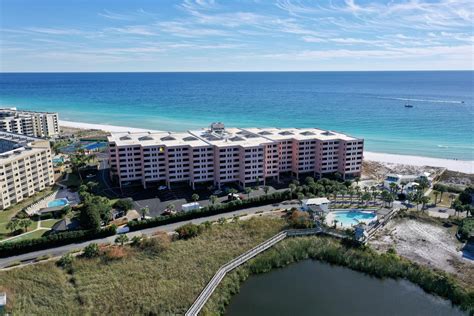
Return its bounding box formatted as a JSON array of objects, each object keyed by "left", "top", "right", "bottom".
[
  {"left": 59, "top": 120, "right": 162, "bottom": 133},
  {"left": 60, "top": 120, "right": 474, "bottom": 174},
  {"left": 364, "top": 152, "right": 473, "bottom": 174}
]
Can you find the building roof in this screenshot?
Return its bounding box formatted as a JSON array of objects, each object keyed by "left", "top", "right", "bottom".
[
  {"left": 108, "top": 131, "right": 210, "bottom": 148},
  {"left": 189, "top": 127, "right": 273, "bottom": 148},
  {"left": 108, "top": 124, "right": 362, "bottom": 148},
  {"left": 0, "top": 131, "right": 49, "bottom": 164},
  {"left": 243, "top": 127, "right": 359, "bottom": 142},
  {"left": 302, "top": 198, "right": 330, "bottom": 205}
]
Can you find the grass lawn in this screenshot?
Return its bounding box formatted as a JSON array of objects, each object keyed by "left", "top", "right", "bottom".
[
  {"left": 0, "top": 217, "right": 285, "bottom": 315},
  {"left": 429, "top": 191, "right": 457, "bottom": 207},
  {"left": 0, "top": 187, "right": 55, "bottom": 240},
  {"left": 41, "top": 219, "right": 63, "bottom": 229},
  {"left": 6, "top": 229, "right": 49, "bottom": 242}
]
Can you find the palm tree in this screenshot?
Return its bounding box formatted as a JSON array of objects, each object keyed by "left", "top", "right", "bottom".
[
  {"left": 438, "top": 186, "right": 446, "bottom": 203},
  {"left": 420, "top": 196, "right": 430, "bottom": 212},
  {"left": 433, "top": 190, "right": 439, "bottom": 206},
  {"left": 355, "top": 186, "right": 361, "bottom": 205},
  {"left": 263, "top": 186, "right": 270, "bottom": 196},
  {"left": 448, "top": 193, "right": 456, "bottom": 206},
  {"left": 191, "top": 193, "right": 199, "bottom": 202},
  {"left": 210, "top": 195, "right": 218, "bottom": 205},
  {"left": 370, "top": 186, "right": 377, "bottom": 204},
  {"left": 417, "top": 177, "right": 430, "bottom": 192},
  {"left": 361, "top": 192, "right": 371, "bottom": 206},
  {"left": 255, "top": 177, "right": 260, "bottom": 188},
  {"left": 400, "top": 181, "right": 408, "bottom": 194},
  {"left": 19, "top": 218, "right": 32, "bottom": 232},
  {"left": 140, "top": 206, "right": 149, "bottom": 219},
  {"left": 6, "top": 219, "right": 19, "bottom": 234},
  {"left": 166, "top": 203, "right": 175, "bottom": 213},
  {"left": 289, "top": 183, "right": 296, "bottom": 194},
  {"left": 115, "top": 234, "right": 129, "bottom": 246},
  {"left": 333, "top": 219, "right": 339, "bottom": 229},
  {"left": 244, "top": 187, "right": 252, "bottom": 198},
  {"left": 348, "top": 188, "right": 355, "bottom": 205},
  {"left": 389, "top": 182, "right": 397, "bottom": 194}
]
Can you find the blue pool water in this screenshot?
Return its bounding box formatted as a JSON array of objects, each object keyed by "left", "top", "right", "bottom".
[
  {"left": 1, "top": 71, "right": 472, "bottom": 160},
  {"left": 83, "top": 142, "right": 107, "bottom": 151},
  {"left": 52, "top": 156, "right": 64, "bottom": 164},
  {"left": 47, "top": 198, "right": 69, "bottom": 208},
  {"left": 330, "top": 210, "right": 377, "bottom": 227}
]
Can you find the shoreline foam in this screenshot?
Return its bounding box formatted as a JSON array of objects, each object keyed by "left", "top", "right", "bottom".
[{"left": 59, "top": 119, "right": 474, "bottom": 174}]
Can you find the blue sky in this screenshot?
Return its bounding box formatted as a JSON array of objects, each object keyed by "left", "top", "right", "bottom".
[{"left": 1, "top": 0, "right": 472, "bottom": 72}]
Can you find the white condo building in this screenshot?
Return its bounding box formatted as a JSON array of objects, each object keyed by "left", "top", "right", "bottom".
[
  {"left": 0, "top": 131, "right": 55, "bottom": 210},
  {"left": 108, "top": 123, "right": 363, "bottom": 189},
  {"left": 0, "top": 108, "right": 59, "bottom": 138}
]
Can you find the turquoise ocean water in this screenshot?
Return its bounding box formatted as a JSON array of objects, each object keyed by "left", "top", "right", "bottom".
[{"left": 0, "top": 71, "right": 472, "bottom": 160}]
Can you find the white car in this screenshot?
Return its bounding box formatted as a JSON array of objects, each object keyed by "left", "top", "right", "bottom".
[
  {"left": 158, "top": 185, "right": 168, "bottom": 190},
  {"left": 86, "top": 174, "right": 95, "bottom": 178}
]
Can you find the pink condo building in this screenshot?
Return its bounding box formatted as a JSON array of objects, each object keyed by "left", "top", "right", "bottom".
[{"left": 108, "top": 123, "right": 363, "bottom": 189}]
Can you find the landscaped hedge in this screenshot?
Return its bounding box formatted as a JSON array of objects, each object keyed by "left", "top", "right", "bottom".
[
  {"left": 0, "top": 226, "right": 116, "bottom": 257},
  {"left": 128, "top": 190, "right": 294, "bottom": 231},
  {"left": 433, "top": 183, "right": 464, "bottom": 194}
]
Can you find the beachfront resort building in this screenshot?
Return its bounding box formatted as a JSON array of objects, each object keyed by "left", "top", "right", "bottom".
[
  {"left": 0, "top": 131, "right": 55, "bottom": 210},
  {"left": 108, "top": 123, "right": 364, "bottom": 188},
  {"left": 0, "top": 108, "right": 60, "bottom": 138},
  {"left": 108, "top": 123, "right": 364, "bottom": 189}
]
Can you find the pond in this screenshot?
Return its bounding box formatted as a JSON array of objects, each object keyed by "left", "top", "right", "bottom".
[{"left": 226, "top": 260, "right": 466, "bottom": 316}]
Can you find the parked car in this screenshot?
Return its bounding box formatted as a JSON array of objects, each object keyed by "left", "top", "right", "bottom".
[
  {"left": 213, "top": 189, "right": 223, "bottom": 195},
  {"left": 86, "top": 173, "right": 95, "bottom": 178},
  {"left": 158, "top": 185, "right": 168, "bottom": 190}
]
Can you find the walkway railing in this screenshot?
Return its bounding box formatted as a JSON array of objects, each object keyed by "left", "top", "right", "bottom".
[{"left": 185, "top": 228, "right": 323, "bottom": 316}]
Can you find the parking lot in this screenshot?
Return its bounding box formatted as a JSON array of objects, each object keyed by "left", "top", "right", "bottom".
[{"left": 85, "top": 158, "right": 291, "bottom": 217}]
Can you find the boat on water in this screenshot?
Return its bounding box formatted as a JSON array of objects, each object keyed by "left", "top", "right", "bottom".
[{"left": 404, "top": 103, "right": 414, "bottom": 108}]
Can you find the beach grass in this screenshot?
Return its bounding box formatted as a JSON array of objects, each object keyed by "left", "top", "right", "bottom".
[{"left": 0, "top": 217, "right": 285, "bottom": 315}]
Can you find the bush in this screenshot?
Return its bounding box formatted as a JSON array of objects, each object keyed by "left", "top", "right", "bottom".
[
  {"left": 102, "top": 246, "right": 127, "bottom": 261},
  {"left": 128, "top": 190, "right": 293, "bottom": 231},
  {"left": 114, "top": 199, "right": 133, "bottom": 212},
  {"left": 288, "top": 210, "right": 314, "bottom": 229},
  {"left": 433, "top": 183, "right": 464, "bottom": 194},
  {"left": 176, "top": 223, "right": 203, "bottom": 239},
  {"left": 83, "top": 243, "right": 100, "bottom": 258},
  {"left": 56, "top": 253, "right": 73, "bottom": 268},
  {"left": 135, "top": 233, "right": 171, "bottom": 255},
  {"left": 0, "top": 226, "right": 116, "bottom": 257},
  {"left": 458, "top": 218, "right": 474, "bottom": 241}
]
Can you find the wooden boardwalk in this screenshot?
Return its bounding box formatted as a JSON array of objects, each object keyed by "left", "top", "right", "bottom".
[{"left": 185, "top": 227, "right": 344, "bottom": 316}]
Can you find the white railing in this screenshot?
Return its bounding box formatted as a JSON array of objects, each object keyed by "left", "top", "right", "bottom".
[{"left": 185, "top": 228, "right": 321, "bottom": 316}]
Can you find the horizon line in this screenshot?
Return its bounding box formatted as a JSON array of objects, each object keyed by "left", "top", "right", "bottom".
[{"left": 1, "top": 69, "right": 473, "bottom": 74}]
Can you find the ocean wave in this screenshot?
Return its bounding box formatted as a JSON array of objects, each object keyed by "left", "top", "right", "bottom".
[
  {"left": 378, "top": 97, "right": 465, "bottom": 104},
  {"left": 437, "top": 145, "right": 449, "bottom": 148}
]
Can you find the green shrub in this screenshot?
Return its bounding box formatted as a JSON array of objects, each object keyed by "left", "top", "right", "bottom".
[
  {"left": 83, "top": 243, "right": 100, "bottom": 258},
  {"left": 56, "top": 253, "right": 73, "bottom": 268},
  {"left": 128, "top": 190, "right": 293, "bottom": 231},
  {"left": 458, "top": 218, "right": 474, "bottom": 241},
  {"left": 0, "top": 226, "right": 116, "bottom": 257},
  {"left": 176, "top": 223, "right": 203, "bottom": 240},
  {"left": 114, "top": 199, "right": 133, "bottom": 211}
]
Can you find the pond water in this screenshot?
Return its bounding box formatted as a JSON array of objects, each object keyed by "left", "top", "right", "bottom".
[{"left": 226, "top": 260, "right": 466, "bottom": 316}]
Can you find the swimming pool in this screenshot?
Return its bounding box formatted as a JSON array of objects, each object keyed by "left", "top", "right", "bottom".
[
  {"left": 52, "top": 156, "right": 64, "bottom": 164},
  {"left": 326, "top": 210, "right": 377, "bottom": 228},
  {"left": 47, "top": 198, "right": 69, "bottom": 208}
]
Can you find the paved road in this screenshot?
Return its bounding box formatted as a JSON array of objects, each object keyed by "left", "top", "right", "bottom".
[{"left": 0, "top": 201, "right": 300, "bottom": 269}]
